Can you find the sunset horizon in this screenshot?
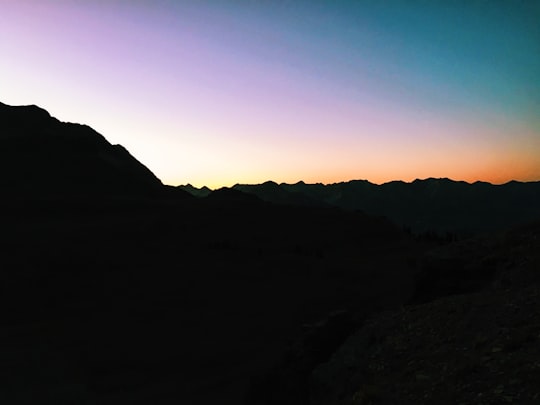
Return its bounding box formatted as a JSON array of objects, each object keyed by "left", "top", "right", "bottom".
[
  {"left": 2, "top": 1, "right": 539, "bottom": 189},
  {"left": 3, "top": 99, "right": 538, "bottom": 190}
]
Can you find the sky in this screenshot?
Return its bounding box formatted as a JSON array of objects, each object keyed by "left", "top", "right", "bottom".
[{"left": 1, "top": 0, "right": 539, "bottom": 188}]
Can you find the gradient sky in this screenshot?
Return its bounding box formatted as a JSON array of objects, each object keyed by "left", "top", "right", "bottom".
[{"left": 1, "top": 0, "right": 539, "bottom": 188}]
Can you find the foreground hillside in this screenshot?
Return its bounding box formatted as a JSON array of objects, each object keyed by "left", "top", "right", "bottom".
[
  {"left": 1, "top": 194, "right": 426, "bottom": 405},
  {"left": 310, "top": 222, "right": 540, "bottom": 405},
  {"left": 244, "top": 222, "right": 540, "bottom": 404}
]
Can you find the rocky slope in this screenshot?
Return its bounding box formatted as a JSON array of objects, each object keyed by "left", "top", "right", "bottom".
[
  {"left": 243, "top": 222, "right": 540, "bottom": 404},
  {"left": 309, "top": 222, "right": 540, "bottom": 405}
]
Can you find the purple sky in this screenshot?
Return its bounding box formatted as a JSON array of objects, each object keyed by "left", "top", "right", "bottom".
[{"left": 1, "top": 1, "right": 539, "bottom": 187}]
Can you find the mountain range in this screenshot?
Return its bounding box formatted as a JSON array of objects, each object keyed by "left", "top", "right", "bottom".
[
  {"left": 1, "top": 101, "right": 540, "bottom": 404},
  {"left": 181, "top": 178, "right": 540, "bottom": 235},
  {"left": 3, "top": 99, "right": 538, "bottom": 235}
]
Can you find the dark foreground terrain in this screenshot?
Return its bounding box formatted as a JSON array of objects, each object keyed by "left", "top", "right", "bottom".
[
  {"left": 1, "top": 195, "right": 425, "bottom": 405},
  {"left": 1, "top": 102, "right": 539, "bottom": 404},
  {"left": 310, "top": 222, "right": 540, "bottom": 404}
]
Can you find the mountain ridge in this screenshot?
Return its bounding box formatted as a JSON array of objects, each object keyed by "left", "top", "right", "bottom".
[
  {"left": 180, "top": 178, "right": 540, "bottom": 235},
  {"left": 0, "top": 101, "right": 176, "bottom": 199}
]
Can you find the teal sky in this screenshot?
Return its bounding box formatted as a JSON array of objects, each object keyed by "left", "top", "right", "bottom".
[{"left": 1, "top": 1, "right": 539, "bottom": 187}]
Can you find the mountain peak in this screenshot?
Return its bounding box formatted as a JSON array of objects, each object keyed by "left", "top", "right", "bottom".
[{"left": 0, "top": 101, "right": 163, "bottom": 197}]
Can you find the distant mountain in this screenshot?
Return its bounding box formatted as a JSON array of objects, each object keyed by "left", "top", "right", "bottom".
[
  {"left": 204, "top": 186, "right": 262, "bottom": 204},
  {"left": 177, "top": 183, "right": 212, "bottom": 197},
  {"left": 211, "top": 178, "right": 540, "bottom": 234},
  {"left": 235, "top": 181, "right": 330, "bottom": 207},
  {"left": 0, "top": 101, "right": 170, "bottom": 198}
]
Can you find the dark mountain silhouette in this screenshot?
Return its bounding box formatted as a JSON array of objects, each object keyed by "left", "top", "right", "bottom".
[
  {"left": 178, "top": 183, "right": 212, "bottom": 197},
  {"left": 1, "top": 101, "right": 539, "bottom": 404},
  {"left": 0, "top": 101, "right": 169, "bottom": 198},
  {"left": 0, "top": 101, "right": 420, "bottom": 404},
  {"left": 204, "top": 186, "right": 262, "bottom": 204},
  {"left": 235, "top": 181, "right": 330, "bottom": 207},
  {"left": 182, "top": 178, "right": 540, "bottom": 235}
]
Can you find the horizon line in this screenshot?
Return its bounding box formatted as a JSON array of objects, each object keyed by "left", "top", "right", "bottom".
[{"left": 174, "top": 177, "right": 540, "bottom": 191}]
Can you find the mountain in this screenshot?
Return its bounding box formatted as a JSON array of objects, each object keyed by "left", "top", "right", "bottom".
[
  {"left": 0, "top": 101, "right": 167, "bottom": 198},
  {"left": 237, "top": 181, "right": 330, "bottom": 207},
  {"left": 0, "top": 101, "right": 421, "bottom": 404},
  {"left": 217, "top": 178, "right": 540, "bottom": 235},
  {"left": 178, "top": 183, "right": 212, "bottom": 197},
  {"left": 2, "top": 101, "right": 539, "bottom": 404}
]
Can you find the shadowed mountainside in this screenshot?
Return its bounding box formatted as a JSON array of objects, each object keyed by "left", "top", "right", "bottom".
[
  {"left": 0, "top": 101, "right": 175, "bottom": 198},
  {"left": 181, "top": 179, "right": 540, "bottom": 235},
  {"left": 2, "top": 101, "right": 539, "bottom": 404}
]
